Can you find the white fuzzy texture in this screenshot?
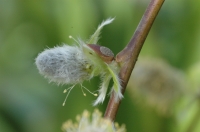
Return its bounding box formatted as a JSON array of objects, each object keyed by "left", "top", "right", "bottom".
[
  {"left": 35, "top": 45, "right": 92, "bottom": 85},
  {"left": 35, "top": 18, "right": 123, "bottom": 106},
  {"left": 93, "top": 74, "right": 111, "bottom": 106},
  {"left": 87, "top": 18, "right": 115, "bottom": 44}
]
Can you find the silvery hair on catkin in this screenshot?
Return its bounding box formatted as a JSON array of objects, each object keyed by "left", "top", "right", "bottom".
[{"left": 35, "top": 45, "right": 92, "bottom": 85}]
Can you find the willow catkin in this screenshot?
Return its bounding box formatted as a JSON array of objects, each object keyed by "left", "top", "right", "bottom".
[{"left": 35, "top": 45, "right": 93, "bottom": 85}]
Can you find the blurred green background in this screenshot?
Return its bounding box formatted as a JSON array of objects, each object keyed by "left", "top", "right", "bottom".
[{"left": 1, "top": 0, "right": 200, "bottom": 132}]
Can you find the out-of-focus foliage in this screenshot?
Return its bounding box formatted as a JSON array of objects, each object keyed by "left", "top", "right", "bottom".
[
  {"left": 127, "top": 58, "right": 187, "bottom": 116},
  {"left": 0, "top": 0, "right": 200, "bottom": 132},
  {"left": 62, "top": 109, "right": 126, "bottom": 132}
]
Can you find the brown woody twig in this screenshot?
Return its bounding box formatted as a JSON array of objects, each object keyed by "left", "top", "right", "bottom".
[{"left": 104, "top": 0, "right": 165, "bottom": 121}]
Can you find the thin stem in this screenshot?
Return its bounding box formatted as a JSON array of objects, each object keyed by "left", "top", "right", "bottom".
[{"left": 104, "top": 0, "right": 165, "bottom": 121}]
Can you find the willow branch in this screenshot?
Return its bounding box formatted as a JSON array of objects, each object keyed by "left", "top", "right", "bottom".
[{"left": 104, "top": 0, "right": 165, "bottom": 121}]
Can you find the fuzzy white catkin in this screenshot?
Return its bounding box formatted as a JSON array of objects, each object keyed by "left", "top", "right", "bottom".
[
  {"left": 35, "top": 45, "right": 92, "bottom": 85},
  {"left": 35, "top": 18, "right": 123, "bottom": 106}
]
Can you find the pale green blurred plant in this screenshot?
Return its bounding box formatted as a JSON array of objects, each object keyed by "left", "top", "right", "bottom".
[
  {"left": 175, "top": 62, "right": 200, "bottom": 132},
  {"left": 62, "top": 109, "right": 126, "bottom": 132},
  {"left": 127, "top": 57, "right": 187, "bottom": 115}
]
